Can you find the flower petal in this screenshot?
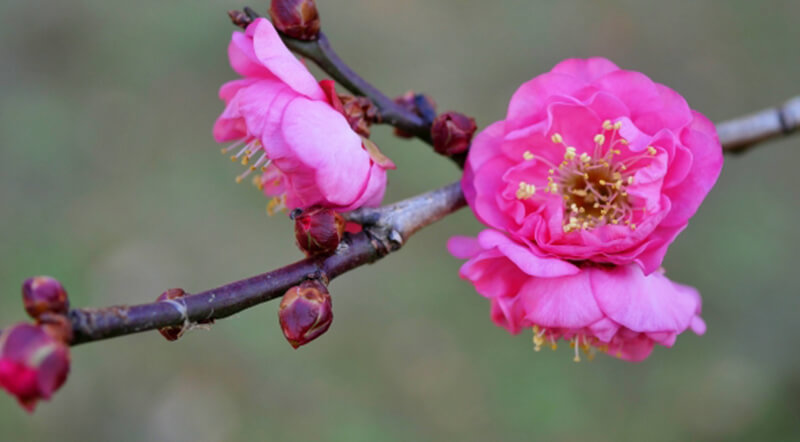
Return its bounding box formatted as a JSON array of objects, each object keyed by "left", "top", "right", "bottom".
[{"left": 590, "top": 265, "right": 700, "bottom": 333}]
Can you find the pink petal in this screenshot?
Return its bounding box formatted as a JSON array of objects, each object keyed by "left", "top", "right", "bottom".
[
  {"left": 506, "top": 73, "right": 588, "bottom": 131},
  {"left": 519, "top": 270, "right": 605, "bottom": 329},
  {"left": 280, "top": 97, "right": 371, "bottom": 207},
  {"left": 228, "top": 31, "right": 272, "bottom": 78},
  {"left": 545, "top": 102, "right": 603, "bottom": 153},
  {"left": 447, "top": 236, "right": 482, "bottom": 259},
  {"left": 551, "top": 57, "right": 620, "bottom": 82},
  {"left": 590, "top": 265, "right": 700, "bottom": 333},
  {"left": 250, "top": 18, "right": 325, "bottom": 100},
  {"left": 476, "top": 230, "right": 580, "bottom": 277},
  {"left": 662, "top": 111, "right": 723, "bottom": 227}
]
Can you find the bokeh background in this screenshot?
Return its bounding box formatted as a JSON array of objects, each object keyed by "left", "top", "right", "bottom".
[{"left": 1, "top": 0, "right": 799, "bottom": 440}]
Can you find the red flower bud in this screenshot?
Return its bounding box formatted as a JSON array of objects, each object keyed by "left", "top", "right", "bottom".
[
  {"left": 0, "top": 324, "right": 70, "bottom": 412},
  {"left": 269, "top": 0, "right": 320, "bottom": 41},
  {"left": 293, "top": 207, "right": 346, "bottom": 256},
  {"left": 431, "top": 112, "right": 477, "bottom": 156},
  {"left": 278, "top": 280, "right": 332, "bottom": 349},
  {"left": 393, "top": 91, "right": 437, "bottom": 138},
  {"left": 22, "top": 276, "right": 69, "bottom": 320},
  {"left": 155, "top": 288, "right": 188, "bottom": 342}
]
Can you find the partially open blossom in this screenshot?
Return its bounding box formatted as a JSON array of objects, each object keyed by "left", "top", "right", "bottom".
[
  {"left": 269, "top": 0, "right": 320, "bottom": 41},
  {"left": 448, "top": 230, "right": 705, "bottom": 361},
  {"left": 22, "top": 276, "right": 69, "bottom": 320},
  {"left": 462, "top": 58, "right": 723, "bottom": 274},
  {"left": 214, "top": 18, "right": 392, "bottom": 213},
  {"left": 431, "top": 112, "right": 477, "bottom": 156},
  {"left": 279, "top": 280, "right": 333, "bottom": 348},
  {"left": 0, "top": 324, "right": 70, "bottom": 412},
  {"left": 294, "top": 206, "right": 346, "bottom": 256}
]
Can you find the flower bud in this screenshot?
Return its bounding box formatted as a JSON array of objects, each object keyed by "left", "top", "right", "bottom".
[
  {"left": 155, "top": 288, "right": 188, "bottom": 342},
  {"left": 393, "top": 91, "right": 437, "bottom": 138},
  {"left": 431, "top": 112, "right": 477, "bottom": 156},
  {"left": 269, "top": 0, "right": 321, "bottom": 41},
  {"left": 22, "top": 276, "right": 69, "bottom": 320},
  {"left": 278, "top": 280, "right": 333, "bottom": 349},
  {"left": 0, "top": 323, "right": 71, "bottom": 412},
  {"left": 293, "top": 207, "right": 346, "bottom": 256},
  {"left": 228, "top": 10, "right": 254, "bottom": 29}
]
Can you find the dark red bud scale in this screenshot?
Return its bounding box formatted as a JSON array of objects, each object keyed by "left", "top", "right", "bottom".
[
  {"left": 155, "top": 289, "right": 188, "bottom": 342},
  {"left": 269, "top": 0, "right": 321, "bottom": 41},
  {"left": 431, "top": 112, "right": 477, "bottom": 156}
]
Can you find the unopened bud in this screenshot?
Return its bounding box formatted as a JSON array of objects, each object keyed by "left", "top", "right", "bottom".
[
  {"left": 22, "top": 276, "right": 69, "bottom": 320},
  {"left": 293, "top": 207, "right": 345, "bottom": 256},
  {"left": 393, "top": 91, "right": 437, "bottom": 138},
  {"left": 0, "top": 323, "right": 71, "bottom": 412},
  {"left": 155, "top": 288, "right": 188, "bottom": 342},
  {"left": 269, "top": 0, "right": 320, "bottom": 41},
  {"left": 227, "top": 10, "right": 253, "bottom": 29},
  {"left": 431, "top": 112, "right": 477, "bottom": 156},
  {"left": 278, "top": 280, "right": 333, "bottom": 349}
]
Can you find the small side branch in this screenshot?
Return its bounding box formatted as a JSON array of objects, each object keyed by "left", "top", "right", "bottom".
[{"left": 718, "top": 95, "right": 800, "bottom": 153}]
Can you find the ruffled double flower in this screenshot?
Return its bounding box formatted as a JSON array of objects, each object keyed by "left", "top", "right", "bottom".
[{"left": 449, "top": 58, "right": 722, "bottom": 361}]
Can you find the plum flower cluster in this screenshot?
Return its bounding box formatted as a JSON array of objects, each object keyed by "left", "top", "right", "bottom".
[
  {"left": 449, "top": 58, "right": 723, "bottom": 361},
  {"left": 214, "top": 17, "right": 392, "bottom": 215},
  {"left": 1, "top": 277, "right": 72, "bottom": 412}
]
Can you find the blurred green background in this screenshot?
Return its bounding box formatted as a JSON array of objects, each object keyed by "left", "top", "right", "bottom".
[{"left": 1, "top": 0, "right": 799, "bottom": 440}]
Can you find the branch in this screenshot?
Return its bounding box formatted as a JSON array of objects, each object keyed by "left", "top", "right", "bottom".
[
  {"left": 50, "top": 102, "right": 800, "bottom": 345},
  {"left": 67, "top": 182, "right": 465, "bottom": 345},
  {"left": 719, "top": 95, "right": 800, "bottom": 153},
  {"left": 285, "top": 34, "right": 433, "bottom": 143},
  {"left": 242, "top": 7, "right": 433, "bottom": 143}
]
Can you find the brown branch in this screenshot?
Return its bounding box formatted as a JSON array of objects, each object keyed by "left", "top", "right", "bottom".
[
  {"left": 240, "top": 7, "right": 433, "bottom": 143},
  {"left": 67, "top": 182, "right": 465, "bottom": 345},
  {"left": 719, "top": 95, "right": 800, "bottom": 153},
  {"left": 47, "top": 103, "right": 800, "bottom": 345}
]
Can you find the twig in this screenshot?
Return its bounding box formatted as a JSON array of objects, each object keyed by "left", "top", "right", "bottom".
[
  {"left": 242, "top": 7, "right": 432, "bottom": 143},
  {"left": 45, "top": 102, "right": 800, "bottom": 345},
  {"left": 719, "top": 95, "right": 800, "bottom": 153},
  {"left": 285, "top": 34, "right": 433, "bottom": 143},
  {"left": 67, "top": 182, "right": 465, "bottom": 345}
]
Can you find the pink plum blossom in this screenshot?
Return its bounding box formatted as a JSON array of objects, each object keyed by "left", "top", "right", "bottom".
[
  {"left": 462, "top": 57, "right": 723, "bottom": 273},
  {"left": 214, "top": 18, "right": 391, "bottom": 213},
  {"left": 448, "top": 231, "right": 706, "bottom": 362},
  {"left": 0, "top": 324, "right": 71, "bottom": 412}
]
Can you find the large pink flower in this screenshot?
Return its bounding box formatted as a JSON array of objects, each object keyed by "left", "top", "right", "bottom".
[
  {"left": 448, "top": 231, "right": 705, "bottom": 361},
  {"left": 463, "top": 58, "right": 723, "bottom": 273},
  {"left": 214, "top": 18, "right": 390, "bottom": 212}
]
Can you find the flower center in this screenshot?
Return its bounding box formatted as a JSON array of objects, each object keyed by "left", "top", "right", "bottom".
[{"left": 516, "top": 120, "right": 658, "bottom": 233}]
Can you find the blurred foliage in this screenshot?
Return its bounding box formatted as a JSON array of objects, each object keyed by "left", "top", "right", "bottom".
[{"left": 1, "top": 0, "right": 799, "bottom": 440}]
